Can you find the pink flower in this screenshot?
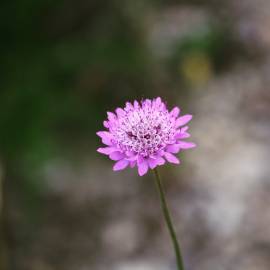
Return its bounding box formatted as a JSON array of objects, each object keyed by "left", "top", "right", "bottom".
[{"left": 97, "top": 97, "right": 196, "bottom": 176}]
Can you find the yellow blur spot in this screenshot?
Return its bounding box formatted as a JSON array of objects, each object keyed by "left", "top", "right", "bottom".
[{"left": 180, "top": 52, "right": 213, "bottom": 87}]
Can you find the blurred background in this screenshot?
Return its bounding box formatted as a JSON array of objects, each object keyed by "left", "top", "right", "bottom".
[{"left": 1, "top": 0, "right": 270, "bottom": 269}]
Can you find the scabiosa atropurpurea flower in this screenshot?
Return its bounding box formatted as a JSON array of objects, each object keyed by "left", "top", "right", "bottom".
[{"left": 97, "top": 97, "right": 196, "bottom": 176}]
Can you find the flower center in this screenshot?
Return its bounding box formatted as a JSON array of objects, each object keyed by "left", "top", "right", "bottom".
[{"left": 112, "top": 106, "right": 175, "bottom": 157}]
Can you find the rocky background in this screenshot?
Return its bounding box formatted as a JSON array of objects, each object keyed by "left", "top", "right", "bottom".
[{"left": 1, "top": 1, "right": 270, "bottom": 269}]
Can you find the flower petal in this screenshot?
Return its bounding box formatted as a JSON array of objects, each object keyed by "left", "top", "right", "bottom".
[
  {"left": 175, "top": 132, "right": 190, "bottom": 139},
  {"left": 177, "top": 141, "right": 196, "bottom": 149},
  {"left": 137, "top": 155, "right": 145, "bottom": 164},
  {"left": 125, "top": 102, "right": 133, "bottom": 111},
  {"left": 148, "top": 158, "right": 158, "bottom": 169},
  {"left": 156, "top": 149, "right": 165, "bottom": 156},
  {"left": 109, "top": 152, "right": 125, "bottom": 161},
  {"left": 155, "top": 97, "right": 162, "bottom": 106},
  {"left": 115, "top": 108, "right": 126, "bottom": 117},
  {"left": 133, "top": 100, "right": 140, "bottom": 109},
  {"left": 175, "top": 115, "right": 193, "bottom": 128},
  {"left": 97, "top": 147, "right": 116, "bottom": 155},
  {"left": 96, "top": 131, "right": 113, "bottom": 145},
  {"left": 130, "top": 161, "right": 136, "bottom": 168},
  {"left": 170, "top": 107, "right": 180, "bottom": 117},
  {"left": 143, "top": 99, "right": 152, "bottom": 107},
  {"left": 137, "top": 160, "right": 149, "bottom": 176},
  {"left": 164, "top": 152, "right": 180, "bottom": 164},
  {"left": 156, "top": 157, "right": 165, "bottom": 166},
  {"left": 113, "top": 159, "right": 129, "bottom": 171},
  {"left": 181, "top": 126, "right": 189, "bottom": 132},
  {"left": 166, "top": 144, "right": 181, "bottom": 154},
  {"left": 103, "top": 121, "right": 109, "bottom": 128},
  {"left": 126, "top": 155, "right": 138, "bottom": 161},
  {"left": 107, "top": 112, "right": 117, "bottom": 122}
]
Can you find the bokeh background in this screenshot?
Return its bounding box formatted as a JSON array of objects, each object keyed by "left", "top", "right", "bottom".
[{"left": 1, "top": 0, "right": 270, "bottom": 269}]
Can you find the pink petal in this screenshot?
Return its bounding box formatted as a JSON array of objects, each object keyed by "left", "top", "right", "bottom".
[
  {"left": 126, "top": 151, "right": 137, "bottom": 157},
  {"left": 113, "top": 159, "right": 129, "bottom": 171},
  {"left": 96, "top": 131, "right": 108, "bottom": 138},
  {"left": 143, "top": 99, "right": 152, "bottom": 107},
  {"left": 96, "top": 131, "right": 112, "bottom": 140},
  {"left": 166, "top": 144, "right": 181, "bottom": 154},
  {"left": 177, "top": 141, "right": 196, "bottom": 149},
  {"left": 137, "top": 159, "right": 149, "bottom": 176},
  {"left": 156, "top": 149, "right": 165, "bottom": 156},
  {"left": 148, "top": 154, "right": 165, "bottom": 166},
  {"left": 181, "top": 126, "right": 189, "bottom": 132},
  {"left": 115, "top": 108, "right": 126, "bottom": 117},
  {"left": 96, "top": 131, "right": 113, "bottom": 146},
  {"left": 103, "top": 121, "right": 109, "bottom": 128},
  {"left": 170, "top": 107, "right": 180, "bottom": 117},
  {"left": 148, "top": 158, "right": 158, "bottom": 169},
  {"left": 109, "top": 152, "right": 125, "bottom": 161},
  {"left": 155, "top": 97, "right": 162, "bottom": 106},
  {"left": 97, "top": 147, "right": 116, "bottom": 155},
  {"left": 137, "top": 155, "right": 145, "bottom": 164},
  {"left": 175, "top": 115, "right": 193, "bottom": 128},
  {"left": 134, "top": 100, "right": 139, "bottom": 109},
  {"left": 164, "top": 152, "right": 180, "bottom": 164},
  {"left": 107, "top": 112, "right": 116, "bottom": 122},
  {"left": 130, "top": 161, "right": 136, "bottom": 168},
  {"left": 156, "top": 157, "right": 165, "bottom": 166},
  {"left": 102, "top": 138, "right": 113, "bottom": 145},
  {"left": 126, "top": 155, "right": 138, "bottom": 161},
  {"left": 175, "top": 132, "right": 190, "bottom": 139},
  {"left": 125, "top": 102, "right": 133, "bottom": 111}
]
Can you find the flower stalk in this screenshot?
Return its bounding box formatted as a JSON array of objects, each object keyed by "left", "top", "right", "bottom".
[{"left": 153, "top": 168, "right": 185, "bottom": 270}]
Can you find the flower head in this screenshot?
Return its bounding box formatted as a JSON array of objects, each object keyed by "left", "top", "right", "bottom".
[{"left": 97, "top": 97, "right": 196, "bottom": 176}]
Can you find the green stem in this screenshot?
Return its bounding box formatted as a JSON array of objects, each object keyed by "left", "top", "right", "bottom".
[{"left": 153, "top": 168, "right": 185, "bottom": 270}]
